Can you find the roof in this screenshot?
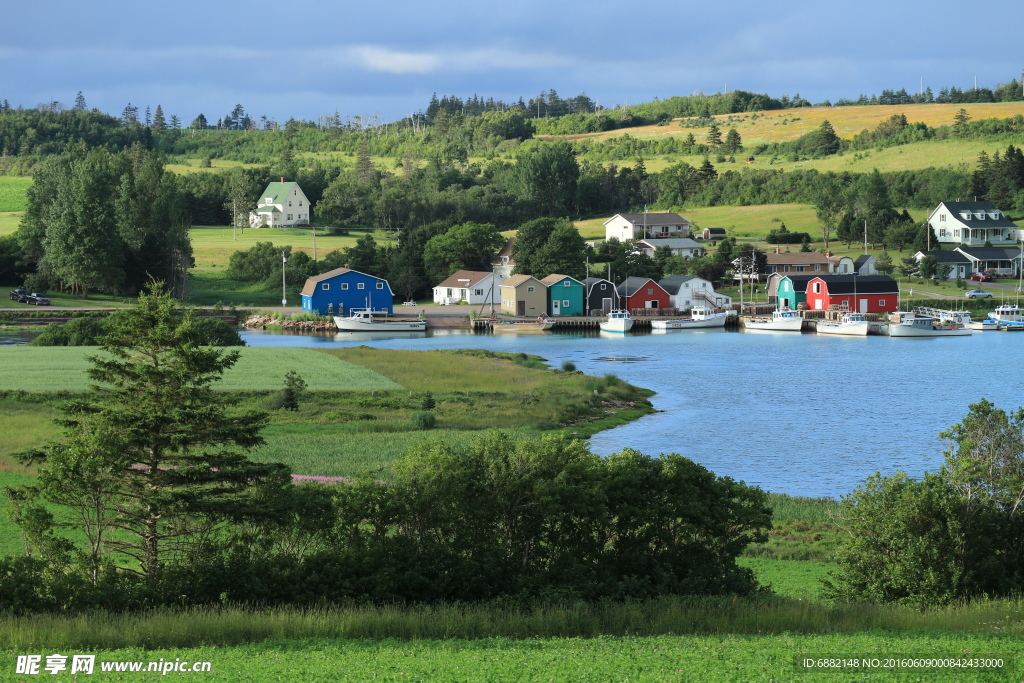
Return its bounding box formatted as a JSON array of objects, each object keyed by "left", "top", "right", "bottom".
[
  {"left": 933, "top": 201, "right": 1018, "bottom": 228},
  {"left": 500, "top": 274, "right": 542, "bottom": 289},
  {"left": 765, "top": 252, "right": 830, "bottom": 265},
  {"left": 252, "top": 205, "right": 282, "bottom": 214},
  {"left": 540, "top": 274, "right": 581, "bottom": 286},
  {"left": 434, "top": 270, "right": 493, "bottom": 289},
  {"left": 491, "top": 237, "right": 516, "bottom": 265},
  {"left": 605, "top": 212, "right": 690, "bottom": 227},
  {"left": 258, "top": 181, "right": 302, "bottom": 205},
  {"left": 583, "top": 277, "right": 617, "bottom": 296},
  {"left": 658, "top": 275, "right": 698, "bottom": 295},
  {"left": 638, "top": 238, "right": 703, "bottom": 250},
  {"left": 810, "top": 275, "right": 899, "bottom": 295},
  {"left": 853, "top": 255, "right": 875, "bottom": 268},
  {"left": 778, "top": 274, "right": 818, "bottom": 292},
  {"left": 917, "top": 250, "right": 971, "bottom": 264},
  {"left": 955, "top": 246, "right": 1024, "bottom": 261},
  {"left": 616, "top": 277, "right": 661, "bottom": 297}
]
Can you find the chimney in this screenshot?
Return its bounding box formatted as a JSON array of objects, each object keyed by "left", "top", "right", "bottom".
[{"left": 280, "top": 177, "right": 285, "bottom": 183}]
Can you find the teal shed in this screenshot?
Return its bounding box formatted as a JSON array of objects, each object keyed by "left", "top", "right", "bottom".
[
  {"left": 776, "top": 275, "right": 815, "bottom": 309},
  {"left": 540, "top": 274, "right": 585, "bottom": 316}
]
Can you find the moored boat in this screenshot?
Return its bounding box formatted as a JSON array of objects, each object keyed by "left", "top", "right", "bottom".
[
  {"left": 816, "top": 312, "right": 870, "bottom": 336},
  {"left": 489, "top": 318, "right": 555, "bottom": 332},
  {"left": 743, "top": 308, "right": 804, "bottom": 332},
  {"left": 968, "top": 318, "right": 1000, "bottom": 331},
  {"left": 650, "top": 306, "right": 728, "bottom": 330},
  {"left": 334, "top": 308, "right": 427, "bottom": 332},
  {"left": 989, "top": 303, "right": 1023, "bottom": 324},
  {"left": 888, "top": 312, "right": 971, "bottom": 337},
  {"left": 600, "top": 309, "right": 633, "bottom": 333}
]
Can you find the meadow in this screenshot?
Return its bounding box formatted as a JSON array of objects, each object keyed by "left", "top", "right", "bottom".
[{"left": 0, "top": 177, "right": 30, "bottom": 212}]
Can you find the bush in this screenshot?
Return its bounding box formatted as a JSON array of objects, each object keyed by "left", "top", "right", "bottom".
[
  {"left": 412, "top": 411, "right": 436, "bottom": 430},
  {"left": 420, "top": 393, "right": 436, "bottom": 410},
  {"left": 561, "top": 360, "right": 577, "bottom": 372},
  {"left": 31, "top": 317, "right": 106, "bottom": 346}
]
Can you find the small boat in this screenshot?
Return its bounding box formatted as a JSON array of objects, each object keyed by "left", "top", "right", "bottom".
[
  {"left": 744, "top": 308, "right": 804, "bottom": 332},
  {"left": 989, "top": 303, "right": 1023, "bottom": 324},
  {"left": 651, "top": 307, "right": 729, "bottom": 330},
  {"left": 816, "top": 312, "right": 870, "bottom": 336},
  {"left": 968, "top": 318, "right": 1000, "bottom": 331},
  {"left": 489, "top": 318, "right": 555, "bottom": 332},
  {"left": 600, "top": 309, "right": 633, "bottom": 333},
  {"left": 888, "top": 312, "right": 971, "bottom": 337},
  {"left": 333, "top": 308, "right": 427, "bottom": 332}
]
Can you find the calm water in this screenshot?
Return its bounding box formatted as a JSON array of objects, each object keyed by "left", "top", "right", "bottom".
[{"left": 254, "top": 328, "right": 1024, "bottom": 497}]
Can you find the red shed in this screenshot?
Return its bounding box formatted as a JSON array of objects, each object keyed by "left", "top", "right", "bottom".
[
  {"left": 617, "top": 277, "right": 671, "bottom": 310},
  {"left": 805, "top": 275, "right": 899, "bottom": 313}
]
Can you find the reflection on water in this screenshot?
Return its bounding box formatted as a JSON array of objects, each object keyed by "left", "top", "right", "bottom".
[{"left": 0, "top": 328, "right": 42, "bottom": 345}]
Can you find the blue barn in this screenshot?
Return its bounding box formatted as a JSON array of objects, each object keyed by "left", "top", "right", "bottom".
[{"left": 300, "top": 268, "right": 394, "bottom": 315}]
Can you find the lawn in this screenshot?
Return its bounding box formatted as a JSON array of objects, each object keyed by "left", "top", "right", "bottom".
[
  {"left": 188, "top": 225, "right": 390, "bottom": 268},
  {"left": 0, "top": 211, "right": 22, "bottom": 235}
]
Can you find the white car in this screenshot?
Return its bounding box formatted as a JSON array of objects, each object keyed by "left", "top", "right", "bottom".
[{"left": 965, "top": 289, "right": 993, "bottom": 299}]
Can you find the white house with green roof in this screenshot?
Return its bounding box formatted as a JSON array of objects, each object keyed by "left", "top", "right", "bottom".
[{"left": 249, "top": 181, "right": 311, "bottom": 227}]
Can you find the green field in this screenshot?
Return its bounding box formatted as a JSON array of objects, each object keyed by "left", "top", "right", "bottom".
[
  {"left": 0, "top": 347, "right": 402, "bottom": 393},
  {"left": 188, "top": 225, "right": 390, "bottom": 267},
  {"left": 0, "top": 177, "right": 30, "bottom": 213}
]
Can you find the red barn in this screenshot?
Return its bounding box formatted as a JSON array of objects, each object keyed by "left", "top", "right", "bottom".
[
  {"left": 617, "top": 277, "right": 671, "bottom": 310},
  {"left": 805, "top": 275, "right": 899, "bottom": 313}
]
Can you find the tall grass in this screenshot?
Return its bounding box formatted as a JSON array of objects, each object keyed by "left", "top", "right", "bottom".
[
  {"left": 1, "top": 596, "right": 1021, "bottom": 650},
  {"left": 0, "top": 177, "right": 31, "bottom": 212}
]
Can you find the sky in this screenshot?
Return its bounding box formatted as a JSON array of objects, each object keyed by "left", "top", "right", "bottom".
[{"left": 3, "top": 0, "right": 1022, "bottom": 125}]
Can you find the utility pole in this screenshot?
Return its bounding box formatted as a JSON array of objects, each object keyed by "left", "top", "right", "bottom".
[
  {"left": 864, "top": 219, "right": 868, "bottom": 254},
  {"left": 232, "top": 199, "right": 236, "bottom": 241},
  {"left": 281, "top": 250, "right": 288, "bottom": 308}
]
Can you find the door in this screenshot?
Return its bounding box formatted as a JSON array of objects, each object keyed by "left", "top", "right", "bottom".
[
  {"left": 859, "top": 298, "right": 868, "bottom": 313},
  {"left": 552, "top": 300, "right": 560, "bottom": 315},
  {"left": 602, "top": 298, "right": 612, "bottom": 313},
  {"left": 517, "top": 300, "right": 526, "bottom": 316}
]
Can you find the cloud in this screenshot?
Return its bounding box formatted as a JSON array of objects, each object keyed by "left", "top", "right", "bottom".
[{"left": 350, "top": 47, "right": 440, "bottom": 74}]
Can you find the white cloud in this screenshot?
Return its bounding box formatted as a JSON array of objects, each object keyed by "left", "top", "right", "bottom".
[{"left": 350, "top": 47, "right": 441, "bottom": 74}]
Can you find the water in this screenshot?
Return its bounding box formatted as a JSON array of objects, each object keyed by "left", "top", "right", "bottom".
[{"left": 246, "top": 328, "right": 1024, "bottom": 497}]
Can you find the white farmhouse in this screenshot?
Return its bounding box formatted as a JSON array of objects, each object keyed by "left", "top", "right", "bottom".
[
  {"left": 249, "top": 181, "right": 311, "bottom": 227},
  {"left": 432, "top": 270, "right": 503, "bottom": 305},
  {"left": 927, "top": 201, "right": 1018, "bottom": 246},
  {"left": 659, "top": 275, "right": 732, "bottom": 310},
  {"left": 604, "top": 212, "right": 692, "bottom": 242},
  {"left": 637, "top": 238, "right": 706, "bottom": 259}
]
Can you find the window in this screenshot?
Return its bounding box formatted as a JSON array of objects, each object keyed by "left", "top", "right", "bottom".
[
  {"left": 939, "top": 228, "right": 946, "bottom": 236},
  {"left": 955, "top": 229, "right": 960, "bottom": 237},
  {"left": 813, "top": 282, "right": 821, "bottom": 294},
  {"left": 784, "top": 265, "right": 790, "bottom": 272},
  {"left": 978, "top": 212, "right": 985, "bottom": 220},
  {"left": 475, "top": 289, "right": 483, "bottom": 296},
  {"left": 564, "top": 281, "right": 570, "bottom": 287},
  {"left": 358, "top": 283, "right": 365, "bottom": 290},
  {"left": 600, "top": 284, "right": 607, "bottom": 290},
  {"left": 964, "top": 213, "right": 972, "bottom": 220},
  {"left": 795, "top": 266, "right": 805, "bottom": 272},
  {"left": 646, "top": 288, "right": 653, "bottom": 294},
  {"left": 287, "top": 214, "right": 293, "bottom": 220},
  {"left": 321, "top": 283, "right": 330, "bottom": 290},
  {"left": 879, "top": 299, "right": 886, "bottom": 307},
  {"left": 940, "top": 214, "right": 946, "bottom": 222},
  {"left": 299, "top": 201, "right": 303, "bottom": 206},
  {"left": 562, "top": 300, "right": 570, "bottom": 307},
  {"left": 815, "top": 264, "right": 821, "bottom": 271},
  {"left": 341, "top": 283, "right": 349, "bottom": 290},
  {"left": 527, "top": 286, "right": 535, "bottom": 293},
  {"left": 289, "top": 201, "right": 292, "bottom": 207},
  {"left": 446, "top": 288, "right": 453, "bottom": 296}
]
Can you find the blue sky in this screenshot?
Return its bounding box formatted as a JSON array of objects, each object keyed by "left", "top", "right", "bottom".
[{"left": 4, "top": 0, "right": 1021, "bottom": 124}]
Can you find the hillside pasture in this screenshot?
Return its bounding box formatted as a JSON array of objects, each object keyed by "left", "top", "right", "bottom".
[
  {"left": 545, "top": 103, "right": 1024, "bottom": 145},
  {"left": 188, "top": 225, "right": 389, "bottom": 267},
  {"left": 0, "top": 211, "right": 22, "bottom": 235}
]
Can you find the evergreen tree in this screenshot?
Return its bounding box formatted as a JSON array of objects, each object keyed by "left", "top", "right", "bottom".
[
  {"left": 724, "top": 128, "right": 742, "bottom": 153},
  {"left": 152, "top": 105, "right": 166, "bottom": 133},
  {"left": 953, "top": 108, "right": 972, "bottom": 137},
  {"left": 705, "top": 124, "right": 723, "bottom": 146},
  {"left": 121, "top": 103, "right": 139, "bottom": 126},
  {"left": 73, "top": 91, "right": 87, "bottom": 110}
]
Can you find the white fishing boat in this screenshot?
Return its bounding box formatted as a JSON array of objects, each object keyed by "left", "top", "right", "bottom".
[
  {"left": 650, "top": 307, "right": 729, "bottom": 330},
  {"left": 334, "top": 308, "right": 427, "bottom": 332},
  {"left": 743, "top": 308, "right": 804, "bottom": 332},
  {"left": 816, "top": 312, "right": 870, "bottom": 336},
  {"left": 888, "top": 312, "right": 971, "bottom": 337},
  {"left": 600, "top": 309, "right": 633, "bottom": 333},
  {"left": 968, "top": 318, "right": 1000, "bottom": 331},
  {"left": 989, "top": 303, "right": 1024, "bottom": 328}
]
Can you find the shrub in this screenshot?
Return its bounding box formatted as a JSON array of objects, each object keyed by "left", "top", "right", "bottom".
[
  {"left": 561, "top": 360, "right": 577, "bottom": 372},
  {"left": 412, "top": 411, "right": 436, "bottom": 430}
]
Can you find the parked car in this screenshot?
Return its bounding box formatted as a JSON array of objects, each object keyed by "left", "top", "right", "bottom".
[
  {"left": 969, "top": 272, "right": 993, "bottom": 282},
  {"left": 27, "top": 292, "right": 51, "bottom": 305},
  {"left": 965, "top": 289, "right": 994, "bottom": 299},
  {"left": 10, "top": 288, "right": 27, "bottom": 301}
]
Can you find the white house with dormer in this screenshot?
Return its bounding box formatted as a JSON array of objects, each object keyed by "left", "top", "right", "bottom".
[
  {"left": 249, "top": 181, "right": 311, "bottom": 227},
  {"left": 927, "top": 201, "right": 1018, "bottom": 246},
  {"left": 604, "top": 212, "right": 692, "bottom": 242}
]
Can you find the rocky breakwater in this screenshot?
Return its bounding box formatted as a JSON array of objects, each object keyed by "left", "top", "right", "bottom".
[{"left": 243, "top": 314, "right": 337, "bottom": 331}]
